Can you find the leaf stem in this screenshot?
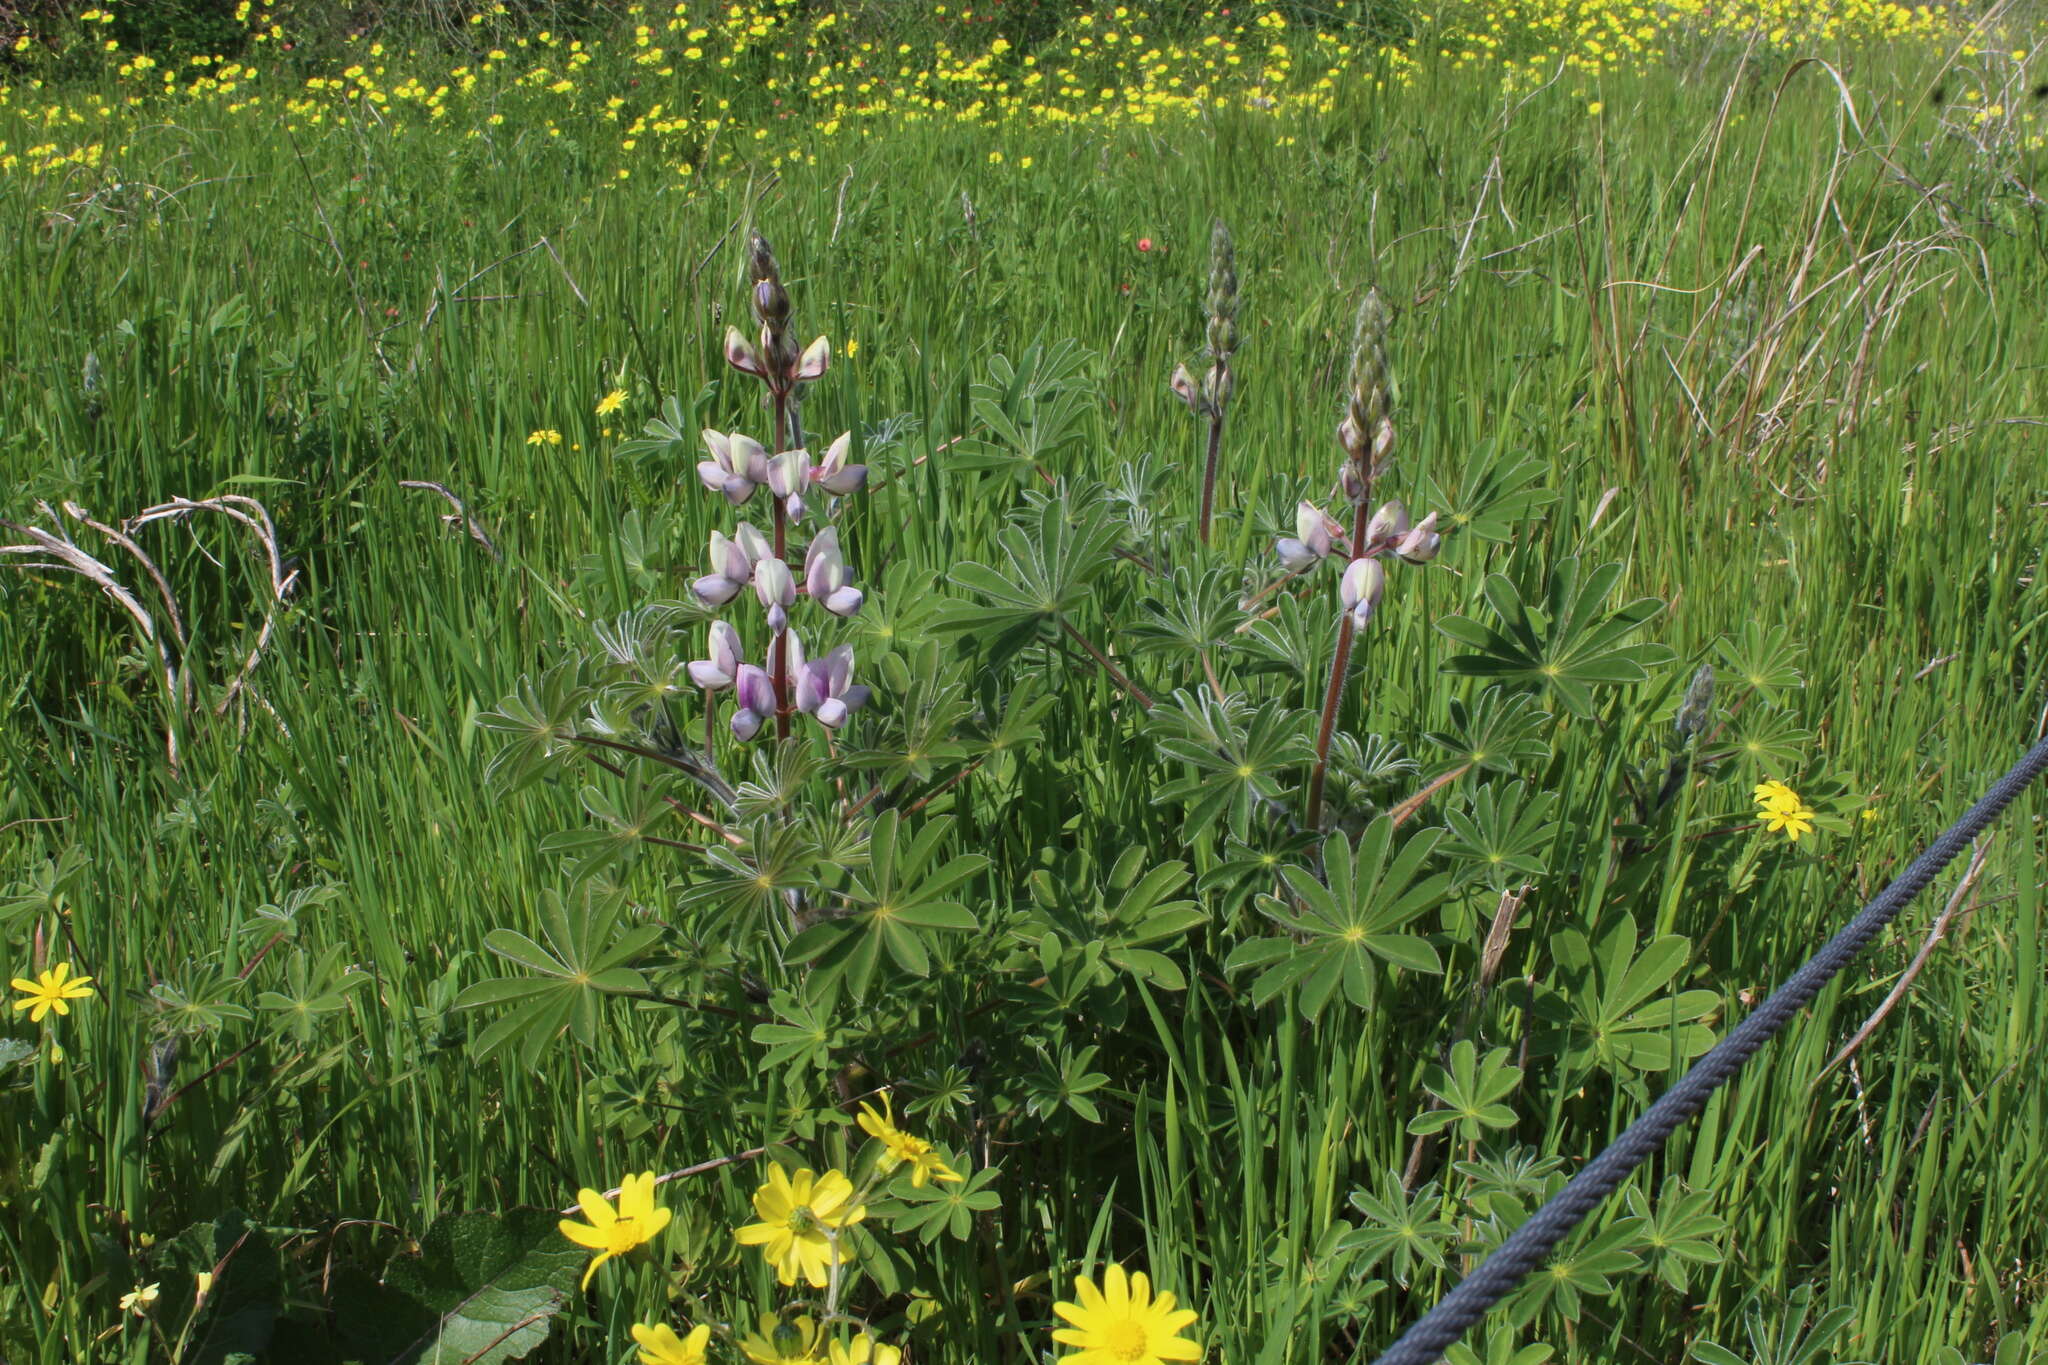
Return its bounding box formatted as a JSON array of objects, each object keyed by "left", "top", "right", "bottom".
[{"left": 1058, "top": 618, "right": 1154, "bottom": 710}]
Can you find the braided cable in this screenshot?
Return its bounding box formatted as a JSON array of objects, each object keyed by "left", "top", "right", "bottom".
[{"left": 1369, "top": 733, "right": 2048, "bottom": 1365}]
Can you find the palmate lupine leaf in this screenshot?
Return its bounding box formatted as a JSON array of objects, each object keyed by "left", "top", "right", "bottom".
[
  {"left": 1340, "top": 1172, "right": 1458, "bottom": 1285},
  {"left": 1714, "top": 620, "right": 1806, "bottom": 707},
  {"left": 1423, "top": 439, "right": 1561, "bottom": 544},
  {"left": 934, "top": 494, "right": 1125, "bottom": 658},
  {"left": 1148, "top": 689, "right": 1314, "bottom": 840},
  {"left": 784, "top": 812, "right": 987, "bottom": 1001},
  {"left": 455, "top": 883, "right": 660, "bottom": 1068},
  {"left": 1128, "top": 565, "right": 1246, "bottom": 661},
  {"left": 1437, "top": 558, "right": 1675, "bottom": 718},
  {"left": 1224, "top": 816, "right": 1450, "bottom": 1018},
  {"left": 1623, "top": 1176, "right": 1730, "bottom": 1294},
  {"left": 1425, "top": 684, "right": 1552, "bottom": 775},
  {"left": 889, "top": 1164, "right": 1002, "bottom": 1244},
  {"left": 1407, "top": 1039, "right": 1524, "bottom": 1141},
  {"left": 475, "top": 659, "right": 598, "bottom": 791},
  {"left": 1502, "top": 1216, "right": 1646, "bottom": 1328},
  {"left": 1441, "top": 779, "right": 1561, "bottom": 891},
  {"left": 1533, "top": 913, "right": 1718, "bottom": 1077}
]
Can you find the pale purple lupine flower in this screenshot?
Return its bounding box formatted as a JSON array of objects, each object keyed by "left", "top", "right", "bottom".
[
  {"left": 1277, "top": 501, "right": 1338, "bottom": 571},
  {"left": 1339, "top": 557, "right": 1386, "bottom": 627},
  {"left": 795, "top": 644, "right": 870, "bottom": 730},
  {"left": 1394, "top": 512, "right": 1441, "bottom": 563},
  {"left": 692, "top": 523, "right": 771, "bottom": 606},
  {"left": 804, "top": 528, "right": 864, "bottom": 617},
  {"left": 698, "top": 430, "right": 770, "bottom": 505},
  {"left": 807, "top": 432, "right": 867, "bottom": 498},
  {"left": 731, "top": 664, "right": 776, "bottom": 740},
  {"left": 687, "top": 621, "right": 745, "bottom": 690}
]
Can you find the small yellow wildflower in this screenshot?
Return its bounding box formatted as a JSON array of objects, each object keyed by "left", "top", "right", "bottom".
[
  {"left": 1752, "top": 780, "right": 1801, "bottom": 813},
  {"left": 741, "top": 1313, "right": 825, "bottom": 1365},
  {"left": 596, "top": 388, "right": 628, "bottom": 417},
  {"left": 858, "top": 1091, "right": 963, "bottom": 1187},
  {"left": 829, "top": 1334, "right": 902, "bottom": 1365},
  {"left": 1053, "top": 1264, "right": 1201, "bottom": 1365},
  {"left": 194, "top": 1272, "right": 214, "bottom": 1304},
  {"left": 733, "top": 1164, "right": 865, "bottom": 1288},
  {"left": 559, "top": 1172, "right": 671, "bottom": 1290},
  {"left": 1761, "top": 803, "right": 1816, "bottom": 842},
  {"left": 11, "top": 962, "right": 95, "bottom": 1023},
  {"left": 633, "top": 1321, "right": 712, "bottom": 1365},
  {"left": 527, "top": 429, "right": 563, "bottom": 447},
  {"left": 1587, "top": 100, "right": 1604, "bottom": 115},
  {"left": 118, "top": 1283, "right": 160, "bottom": 1316}
]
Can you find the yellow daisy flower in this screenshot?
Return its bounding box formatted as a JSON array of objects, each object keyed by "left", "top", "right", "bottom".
[
  {"left": 527, "top": 429, "right": 563, "bottom": 447},
  {"left": 633, "top": 1321, "right": 712, "bottom": 1365},
  {"left": 857, "top": 1091, "right": 963, "bottom": 1187},
  {"left": 1761, "top": 803, "right": 1816, "bottom": 842},
  {"left": 1752, "top": 780, "right": 1801, "bottom": 813},
  {"left": 11, "top": 962, "right": 95, "bottom": 1023},
  {"left": 733, "top": 1164, "right": 865, "bottom": 1288},
  {"left": 558, "top": 1171, "right": 671, "bottom": 1290},
  {"left": 1053, "top": 1264, "right": 1201, "bottom": 1365},
  {"left": 596, "top": 387, "right": 629, "bottom": 416}
]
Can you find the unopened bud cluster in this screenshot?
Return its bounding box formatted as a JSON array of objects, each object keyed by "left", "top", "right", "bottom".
[
  {"left": 1273, "top": 288, "right": 1440, "bottom": 628},
  {"left": 687, "top": 232, "right": 873, "bottom": 739},
  {"left": 1169, "top": 219, "right": 1240, "bottom": 420}
]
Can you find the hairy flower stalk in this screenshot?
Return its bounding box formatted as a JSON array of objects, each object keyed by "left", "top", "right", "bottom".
[{"left": 1172, "top": 219, "right": 1239, "bottom": 546}]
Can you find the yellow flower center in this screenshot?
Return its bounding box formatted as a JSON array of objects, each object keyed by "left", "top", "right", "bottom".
[
  {"left": 601, "top": 1215, "right": 643, "bottom": 1252},
  {"left": 1103, "top": 1320, "right": 1151, "bottom": 1363}
]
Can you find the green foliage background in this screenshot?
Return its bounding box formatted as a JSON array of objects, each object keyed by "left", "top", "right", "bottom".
[{"left": 3, "top": 7, "right": 2047, "bottom": 1364}]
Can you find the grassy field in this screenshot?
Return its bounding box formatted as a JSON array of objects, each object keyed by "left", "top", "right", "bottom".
[{"left": 3, "top": 2, "right": 2048, "bottom": 1362}]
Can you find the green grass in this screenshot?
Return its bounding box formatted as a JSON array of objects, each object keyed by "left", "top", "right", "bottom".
[{"left": 3, "top": 18, "right": 2047, "bottom": 1365}]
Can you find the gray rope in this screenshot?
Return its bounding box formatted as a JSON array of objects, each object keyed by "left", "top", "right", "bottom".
[{"left": 1369, "top": 733, "right": 2048, "bottom": 1365}]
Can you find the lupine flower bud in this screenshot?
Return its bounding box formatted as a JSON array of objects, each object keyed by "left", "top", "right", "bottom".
[
  {"left": 687, "top": 621, "right": 745, "bottom": 689},
  {"left": 808, "top": 431, "right": 867, "bottom": 497},
  {"left": 804, "top": 528, "right": 865, "bottom": 617},
  {"left": 794, "top": 336, "right": 830, "bottom": 382},
  {"left": 795, "top": 644, "right": 871, "bottom": 729},
  {"left": 1675, "top": 663, "right": 1716, "bottom": 742},
  {"left": 1169, "top": 363, "right": 1199, "bottom": 411},
  {"left": 724, "top": 326, "right": 764, "bottom": 377},
  {"left": 731, "top": 664, "right": 776, "bottom": 741},
  {"left": 1202, "top": 363, "right": 1232, "bottom": 412},
  {"left": 1339, "top": 556, "right": 1386, "bottom": 626},
  {"left": 754, "top": 278, "right": 790, "bottom": 329},
  {"left": 1393, "top": 512, "right": 1440, "bottom": 563}
]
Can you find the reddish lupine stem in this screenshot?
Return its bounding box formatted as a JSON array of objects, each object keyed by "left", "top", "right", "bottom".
[{"left": 1305, "top": 498, "right": 1373, "bottom": 830}]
